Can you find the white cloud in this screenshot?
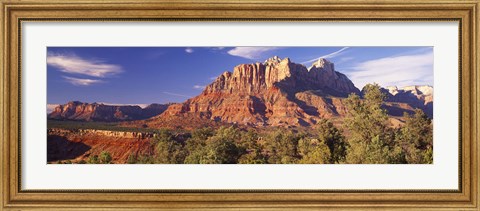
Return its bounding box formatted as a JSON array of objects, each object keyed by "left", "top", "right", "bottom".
[
  {"left": 227, "top": 47, "right": 280, "bottom": 60},
  {"left": 47, "top": 53, "right": 122, "bottom": 78},
  {"left": 62, "top": 76, "right": 103, "bottom": 86},
  {"left": 193, "top": 85, "right": 206, "bottom": 90},
  {"left": 209, "top": 76, "right": 218, "bottom": 80},
  {"left": 339, "top": 56, "right": 354, "bottom": 63},
  {"left": 345, "top": 51, "right": 433, "bottom": 89},
  {"left": 185, "top": 48, "right": 194, "bottom": 53},
  {"left": 302, "top": 47, "right": 349, "bottom": 64},
  {"left": 163, "top": 92, "right": 192, "bottom": 98}
]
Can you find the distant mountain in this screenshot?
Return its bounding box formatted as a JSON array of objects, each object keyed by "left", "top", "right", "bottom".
[
  {"left": 382, "top": 85, "right": 433, "bottom": 117},
  {"left": 48, "top": 101, "right": 169, "bottom": 122},
  {"left": 132, "top": 56, "right": 431, "bottom": 129}
]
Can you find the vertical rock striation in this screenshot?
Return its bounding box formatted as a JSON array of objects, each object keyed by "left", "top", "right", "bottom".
[{"left": 149, "top": 57, "right": 361, "bottom": 127}]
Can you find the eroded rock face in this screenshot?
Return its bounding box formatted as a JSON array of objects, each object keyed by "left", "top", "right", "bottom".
[
  {"left": 48, "top": 101, "right": 168, "bottom": 122},
  {"left": 146, "top": 57, "right": 362, "bottom": 127},
  {"left": 203, "top": 57, "right": 359, "bottom": 96},
  {"left": 142, "top": 103, "right": 170, "bottom": 118},
  {"left": 47, "top": 128, "right": 154, "bottom": 163},
  {"left": 383, "top": 85, "right": 433, "bottom": 117}
]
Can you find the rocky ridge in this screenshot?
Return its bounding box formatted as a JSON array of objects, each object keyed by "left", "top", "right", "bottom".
[
  {"left": 382, "top": 85, "right": 433, "bottom": 117},
  {"left": 142, "top": 57, "right": 366, "bottom": 128},
  {"left": 48, "top": 101, "right": 169, "bottom": 122}
]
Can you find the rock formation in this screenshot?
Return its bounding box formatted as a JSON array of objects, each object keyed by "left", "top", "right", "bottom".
[
  {"left": 203, "top": 57, "right": 359, "bottom": 96},
  {"left": 382, "top": 85, "right": 433, "bottom": 117},
  {"left": 48, "top": 101, "right": 168, "bottom": 122},
  {"left": 143, "top": 57, "right": 363, "bottom": 128}
]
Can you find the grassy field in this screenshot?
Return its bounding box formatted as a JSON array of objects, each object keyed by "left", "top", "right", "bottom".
[{"left": 47, "top": 119, "right": 162, "bottom": 133}]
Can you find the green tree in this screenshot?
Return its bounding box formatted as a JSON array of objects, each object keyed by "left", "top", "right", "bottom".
[
  {"left": 237, "top": 129, "right": 267, "bottom": 164},
  {"left": 126, "top": 153, "right": 137, "bottom": 164},
  {"left": 184, "top": 148, "right": 207, "bottom": 164},
  {"left": 344, "top": 83, "right": 402, "bottom": 164},
  {"left": 315, "top": 119, "right": 347, "bottom": 163},
  {"left": 87, "top": 155, "right": 99, "bottom": 164},
  {"left": 99, "top": 151, "right": 112, "bottom": 164},
  {"left": 200, "top": 139, "right": 240, "bottom": 164},
  {"left": 136, "top": 154, "right": 155, "bottom": 164},
  {"left": 184, "top": 128, "right": 215, "bottom": 163},
  {"left": 396, "top": 109, "right": 433, "bottom": 164},
  {"left": 214, "top": 126, "right": 241, "bottom": 141},
  {"left": 423, "top": 146, "right": 433, "bottom": 164},
  {"left": 264, "top": 129, "right": 300, "bottom": 164},
  {"left": 152, "top": 129, "right": 186, "bottom": 164},
  {"left": 185, "top": 126, "right": 242, "bottom": 164},
  {"left": 297, "top": 138, "right": 331, "bottom": 164}
]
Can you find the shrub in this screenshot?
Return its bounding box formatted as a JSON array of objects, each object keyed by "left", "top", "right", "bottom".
[
  {"left": 99, "top": 151, "right": 112, "bottom": 164},
  {"left": 87, "top": 155, "right": 99, "bottom": 164},
  {"left": 127, "top": 153, "right": 137, "bottom": 164}
]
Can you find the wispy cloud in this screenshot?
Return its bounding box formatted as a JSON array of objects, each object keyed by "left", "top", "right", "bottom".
[
  {"left": 47, "top": 53, "right": 122, "bottom": 78},
  {"left": 193, "top": 85, "right": 206, "bottom": 90},
  {"left": 227, "top": 47, "right": 280, "bottom": 60},
  {"left": 302, "top": 47, "right": 349, "bottom": 64},
  {"left": 163, "top": 92, "right": 192, "bottom": 98},
  {"left": 62, "top": 76, "right": 103, "bottom": 86},
  {"left": 210, "top": 76, "right": 218, "bottom": 80},
  {"left": 338, "top": 56, "right": 354, "bottom": 63},
  {"left": 185, "top": 48, "right": 194, "bottom": 53},
  {"left": 345, "top": 51, "right": 433, "bottom": 89}
]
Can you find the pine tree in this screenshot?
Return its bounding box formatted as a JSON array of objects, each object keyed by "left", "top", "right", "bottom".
[
  {"left": 298, "top": 138, "right": 331, "bottom": 164},
  {"left": 396, "top": 109, "right": 433, "bottom": 164},
  {"left": 316, "top": 119, "right": 347, "bottom": 163},
  {"left": 344, "top": 83, "right": 402, "bottom": 164}
]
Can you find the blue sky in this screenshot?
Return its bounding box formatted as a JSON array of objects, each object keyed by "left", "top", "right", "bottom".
[{"left": 47, "top": 46, "right": 433, "bottom": 106}]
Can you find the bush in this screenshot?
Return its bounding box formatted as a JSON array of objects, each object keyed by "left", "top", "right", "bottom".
[
  {"left": 396, "top": 109, "right": 433, "bottom": 164},
  {"left": 87, "top": 155, "right": 99, "bottom": 164},
  {"left": 99, "top": 151, "right": 112, "bottom": 164},
  {"left": 185, "top": 126, "right": 242, "bottom": 164},
  {"left": 264, "top": 129, "right": 300, "bottom": 164},
  {"left": 126, "top": 153, "right": 137, "bottom": 164},
  {"left": 136, "top": 154, "right": 155, "bottom": 164},
  {"left": 344, "top": 83, "right": 403, "bottom": 164},
  {"left": 315, "top": 119, "right": 347, "bottom": 163}
]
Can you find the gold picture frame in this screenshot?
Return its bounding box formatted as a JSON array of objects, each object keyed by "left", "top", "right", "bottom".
[{"left": 1, "top": 0, "right": 478, "bottom": 209}]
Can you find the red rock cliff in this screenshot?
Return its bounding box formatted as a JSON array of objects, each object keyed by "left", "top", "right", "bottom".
[{"left": 147, "top": 57, "right": 361, "bottom": 127}]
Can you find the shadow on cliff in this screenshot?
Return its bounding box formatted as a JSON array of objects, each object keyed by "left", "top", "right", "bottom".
[
  {"left": 47, "top": 135, "right": 91, "bottom": 162},
  {"left": 382, "top": 104, "right": 415, "bottom": 117}
]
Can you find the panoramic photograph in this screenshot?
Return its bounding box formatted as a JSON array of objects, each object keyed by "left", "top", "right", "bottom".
[{"left": 47, "top": 46, "right": 433, "bottom": 164}]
